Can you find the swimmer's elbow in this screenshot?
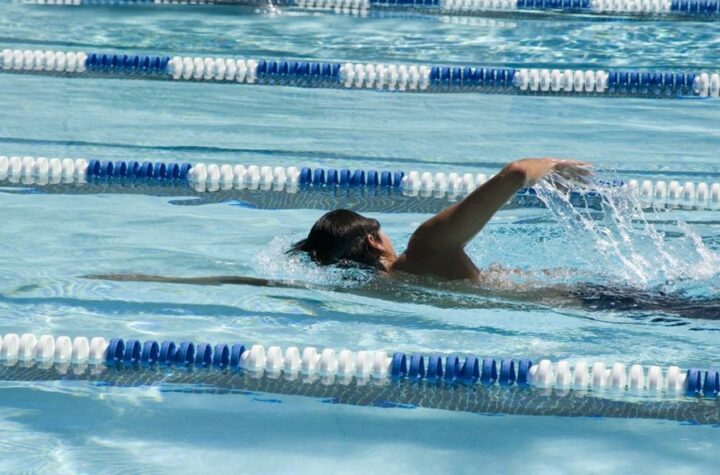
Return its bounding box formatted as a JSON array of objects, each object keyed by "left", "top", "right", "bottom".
[{"left": 502, "top": 161, "right": 530, "bottom": 185}]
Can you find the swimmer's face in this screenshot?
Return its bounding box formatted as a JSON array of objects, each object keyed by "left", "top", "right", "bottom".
[
  {"left": 368, "top": 230, "right": 397, "bottom": 258},
  {"left": 378, "top": 230, "right": 396, "bottom": 257}
]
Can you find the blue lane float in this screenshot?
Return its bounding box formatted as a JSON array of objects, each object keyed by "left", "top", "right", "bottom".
[
  {"left": 141, "top": 340, "right": 160, "bottom": 365},
  {"left": 2, "top": 48, "right": 719, "bottom": 98},
  {"left": 22, "top": 0, "right": 720, "bottom": 19},
  {"left": 86, "top": 159, "right": 192, "bottom": 180}
]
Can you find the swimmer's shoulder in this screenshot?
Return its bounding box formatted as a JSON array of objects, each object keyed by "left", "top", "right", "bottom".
[{"left": 390, "top": 249, "right": 480, "bottom": 281}]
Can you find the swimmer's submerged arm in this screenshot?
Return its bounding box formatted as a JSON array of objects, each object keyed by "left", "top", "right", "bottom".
[
  {"left": 405, "top": 158, "right": 591, "bottom": 252},
  {"left": 82, "top": 273, "right": 299, "bottom": 288}
]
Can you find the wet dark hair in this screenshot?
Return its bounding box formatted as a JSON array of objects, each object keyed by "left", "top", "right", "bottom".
[{"left": 289, "top": 209, "right": 385, "bottom": 270}]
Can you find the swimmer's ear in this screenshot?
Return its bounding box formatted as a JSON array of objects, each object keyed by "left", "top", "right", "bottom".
[{"left": 366, "top": 233, "right": 385, "bottom": 253}]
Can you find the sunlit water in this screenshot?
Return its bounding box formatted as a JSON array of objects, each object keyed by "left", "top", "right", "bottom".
[{"left": 1, "top": 2, "right": 720, "bottom": 473}]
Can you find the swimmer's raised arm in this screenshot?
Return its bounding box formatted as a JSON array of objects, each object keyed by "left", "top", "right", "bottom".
[
  {"left": 405, "top": 158, "right": 591, "bottom": 252},
  {"left": 386, "top": 159, "right": 592, "bottom": 279}
]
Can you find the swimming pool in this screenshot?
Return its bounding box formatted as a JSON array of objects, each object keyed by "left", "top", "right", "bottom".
[{"left": 1, "top": 2, "right": 720, "bottom": 473}]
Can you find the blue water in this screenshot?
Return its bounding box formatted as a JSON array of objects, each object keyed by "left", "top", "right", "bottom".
[{"left": 1, "top": 3, "right": 720, "bottom": 473}]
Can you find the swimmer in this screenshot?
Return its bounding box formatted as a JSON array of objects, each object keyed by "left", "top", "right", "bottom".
[
  {"left": 84, "top": 158, "right": 720, "bottom": 320},
  {"left": 83, "top": 158, "right": 583, "bottom": 293},
  {"left": 290, "top": 157, "right": 591, "bottom": 280},
  {"left": 89, "top": 157, "right": 589, "bottom": 282}
]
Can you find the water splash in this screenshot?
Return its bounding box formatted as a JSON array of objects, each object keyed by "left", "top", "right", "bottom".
[
  {"left": 261, "top": 0, "right": 285, "bottom": 16},
  {"left": 252, "top": 234, "right": 370, "bottom": 289},
  {"left": 533, "top": 172, "right": 720, "bottom": 289}
]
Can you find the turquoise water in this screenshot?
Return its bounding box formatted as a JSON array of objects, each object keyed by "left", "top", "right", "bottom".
[{"left": 1, "top": 3, "right": 720, "bottom": 473}]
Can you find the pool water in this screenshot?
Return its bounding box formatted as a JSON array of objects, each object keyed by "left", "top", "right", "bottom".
[{"left": 1, "top": 3, "right": 720, "bottom": 473}]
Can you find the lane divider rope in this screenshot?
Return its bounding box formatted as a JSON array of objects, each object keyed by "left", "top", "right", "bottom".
[
  {"left": 2, "top": 48, "right": 719, "bottom": 98},
  {"left": 4, "top": 155, "right": 720, "bottom": 209},
  {"left": 0, "top": 334, "right": 717, "bottom": 397},
  {"left": 21, "top": 0, "right": 720, "bottom": 18}
]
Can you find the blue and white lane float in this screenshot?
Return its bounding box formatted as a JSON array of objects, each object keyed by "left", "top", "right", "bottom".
[
  {"left": 4, "top": 155, "right": 720, "bottom": 210},
  {"left": 2, "top": 48, "right": 719, "bottom": 98},
  {"left": 0, "top": 333, "right": 718, "bottom": 398},
  {"left": 20, "top": 0, "right": 720, "bottom": 18}
]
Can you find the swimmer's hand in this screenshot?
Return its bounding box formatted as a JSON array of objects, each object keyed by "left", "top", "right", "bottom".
[{"left": 510, "top": 158, "right": 593, "bottom": 187}]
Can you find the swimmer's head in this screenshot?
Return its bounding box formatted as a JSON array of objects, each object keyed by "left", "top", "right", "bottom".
[{"left": 290, "top": 209, "right": 396, "bottom": 270}]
